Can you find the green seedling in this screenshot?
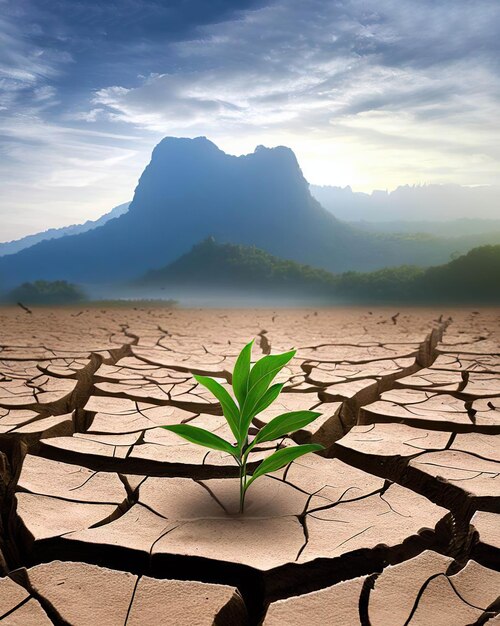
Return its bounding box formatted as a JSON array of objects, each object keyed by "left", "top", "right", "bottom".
[{"left": 162, "top": 340, "right": 324, "bottom": 513}]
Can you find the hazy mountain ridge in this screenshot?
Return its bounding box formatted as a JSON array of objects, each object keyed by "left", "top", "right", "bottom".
[
  {"left": 311, "top": 183, "right": 500, "bottom": 222},
  {"left": 1, "top": 136, "right": 499, "bottom": 290},
  {"left": 0, "top": 137, "right": 356, "bottom": 287},
  {"left": 136, "top": 236, "right": 337, "bottom": 292},
  {"left": 0, "top": 202, "right": 130, "bottom": 257},
  {"left": 346, "top": 218, "right": 500, "bottom": 238},
  {"left": 0, "top": 137, "right": 387, "bottom": 287},
  {"left": 134, "top": 237, "right": 500, "bottom": 304}
]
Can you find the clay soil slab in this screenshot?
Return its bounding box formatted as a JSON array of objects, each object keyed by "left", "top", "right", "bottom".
[
  {"left": 335, "top": 423, "right": 451, "bottom": 459},
  {"left": 8, "top": 413, "right": 74, "bottom": 444},
  {"left": 335, "top": 424, "right": 500, "bottom": 514},
  {"left": 0, "top": 576, "right": 30, "bottom": 616},
  {"left": 263, "top": 575, "right": 365, "bottom": 625},
  {"left": 0, "top": 599, "right": 52, "bottom": 625},
  {"left": 83, "top": 395, "right": 198, "bottom": 433},
  {"left": 297, "top": 483, "right": 445, "bottom": 564},
  {"left": 4, "top": 561, "right": 248, "bottom": 626},
  {"left": 45, "top": 456, "right": 449, "bottom": 599},
  {"left": 360, "top": 389, "right": 500, "bottom": 432},
  {"left": 437, "top": 339, "right": 500, "bottom": 355},
  {"left": 305, "top": 357, "right": 417, "bottom": 386},
  {"left": 369, "top": 551, "right": 500, "bottom": 626},
  {"left": 40, "top": 412, "right": 279, "bottom": 478},
  {"left": 452, "top": 432, "right": 500, "bottom": 462},
  {"left": 15, "top": 455, "right": 127, "bottom": 545},
  {"left": 0, "top": 363, "right": 77, "bottom": 410},
  {"left": 0, "top": 408, "right": 61, "bottom": 435},
  {"left": 131, "top": 345, "right": 230, "bottom": 377},
  {"left": 126, "top": 575, "right": 248, "bottom": 625},
  {"left": 432, "top": 353, "right": 500, "bottom": 374},
  {"left": 263, "top": 550, "right": 500, "bottom": 626},
  {"left": 295, "top": 333, "right": 425, "bottom": 361},
  {"left": 395, "top": 369, "right": 500, "bottom": 397},
  {"left": 471, "top": 511, "right": 500, "bottom": 568},
  {"left": 333, "top": 423, "right": 451, "bottom": 479},
  {"left": 408, "top": 450, "right": 500, "bottom": 512},
  {"left": 1, "top": 307, "right": 499, "bottom": 622},
  {"left": 472, "top": 511, "right": 500, "bottom": 550},
  {"left": 17, "top": 455, "right": 126, "bottom": 503}
]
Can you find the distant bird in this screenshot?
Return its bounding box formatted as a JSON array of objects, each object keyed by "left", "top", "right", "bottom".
[{"left": 17, "top": 301, "right": 32, "bottom": 314}]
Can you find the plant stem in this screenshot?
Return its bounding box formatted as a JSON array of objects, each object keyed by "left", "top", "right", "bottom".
[
  {"left": 238, "top": 456, "right": 245, "bottom": 514},
  {"left": 241, "top": 458, "right": 248, "bottom": 513},
  {"left": 238, "top": 443, "right": 251, "bottom": 513}
]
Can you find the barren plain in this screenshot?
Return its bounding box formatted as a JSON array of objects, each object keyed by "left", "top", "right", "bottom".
[{"left": 0, "top": 306, "right": 498, "bottom": 625}]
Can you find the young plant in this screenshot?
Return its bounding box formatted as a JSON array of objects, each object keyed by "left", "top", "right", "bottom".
[{"left": 162, "top": 340, "right": 323, "bottom": 513}]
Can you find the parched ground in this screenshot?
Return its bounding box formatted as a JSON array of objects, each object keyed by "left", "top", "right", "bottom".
[{"left": 0, "top": 306, "right": 498, "bottom": 625}]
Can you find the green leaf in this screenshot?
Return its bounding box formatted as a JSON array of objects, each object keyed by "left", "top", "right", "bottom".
[
  {"left": 241, "top": 384, "right": 285, "bottom": 458},
  {"left": 193, "top": 375, "right": 240, "bottom": 442},
  {"left": 252, "top": 383, "right": 284, "bottom": 416},
  {"left": 232, "top": 340, "right": 254, "bottom": 407},
  {"left": 245, "top": 444, "right": 324, "bottom": 488},
  {"left": 254, "top": 411, "right": 322, "bottom": 444},
  {"left": 247, "top": 350, "right": 296, "bottom": 393},
  {"left": 240, "top": 350, "right": 296, "bottom": 437},
  {"left": 161, "top": 424, "right": 238, "bottom": 457}
]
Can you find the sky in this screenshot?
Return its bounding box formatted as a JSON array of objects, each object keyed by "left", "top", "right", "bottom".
[{"left": 1, "top": 0, "right": 499, "bottom": 241}]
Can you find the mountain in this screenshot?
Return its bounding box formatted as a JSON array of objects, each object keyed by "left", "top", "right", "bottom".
[
  {"left": 0, "top": 137, "right": 362, "bottom": 287},
  {"left": 336, "top": 244, "right": 500, "bottom": 303},
  {"left": 1, "top": 137, "right": 499, "bottom": 290},
  {"left": 135, "top": 236, "right": 336, "bottom": 294},
  {"left": 413, "top": 244, "right": 500, "bottom": 303},
  {"left": 310, "top": 183, "right": 500, "bottom": 222},
  {"left": 343, "top": 218, "right": 500, "bottom": 238},
  {"left": 135, "top": 239, "right": 500, "bottom": 304},
  {"left": 0, "top": 202, "right": 130, "bottom": 257}
]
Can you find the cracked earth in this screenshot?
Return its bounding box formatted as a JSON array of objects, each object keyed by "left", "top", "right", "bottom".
[{"left": 0, "top": 307, "right": 498, "bottom": 625}]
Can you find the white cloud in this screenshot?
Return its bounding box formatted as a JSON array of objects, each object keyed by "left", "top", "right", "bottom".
[
  {"left": 87, "top": 0, "right": 500, "bottom": 192},
  {"left": 0, "top": 115, "right": 149, "bottom": 241},
  {"left": 1, "top": 0, "right": 499, "bottom": 240}
]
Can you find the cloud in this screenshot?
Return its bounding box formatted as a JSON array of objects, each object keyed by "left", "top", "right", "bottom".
[
  {"left": 92, "top": 1, "right": 500, "bottom": 136},
  {"left": 0, "top": 0, "right": 270, "bottom": 239},
  {"left": 1, "top": 0, "right": 499, "bottom": 239},
  {"left": 86, "top": 0, "right": 500, "bottom": 194},
  {"left": 0, "top": 5, "right": 71, "bottom": 112},
  {"left": 0, "top": 113, "right": 149, "bottom": 241}
]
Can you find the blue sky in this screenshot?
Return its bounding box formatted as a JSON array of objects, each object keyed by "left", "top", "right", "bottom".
[{"left": 1, "top": 0, "right": 499, "bottom": 240}]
